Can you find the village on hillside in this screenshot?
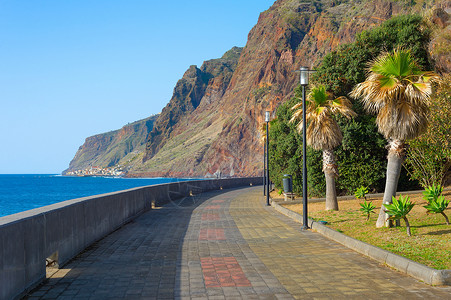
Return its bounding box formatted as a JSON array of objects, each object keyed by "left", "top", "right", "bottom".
[{"left": 65, "top": 166, "right": 125, "bottom": 177}]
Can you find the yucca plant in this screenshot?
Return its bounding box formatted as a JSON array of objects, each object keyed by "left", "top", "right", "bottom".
[
  {"left": 384, "top": 195, "right": 415, "bottom": 236},
  {"left": 424, "top": 195, "right": 450, "bottom": 225},
  {"left": 360, "top": 200, "right": 376, "bottom": 221},
  {"left": 422, "top": 184, "right": 443, "bottom": 203},
  {"left": 355, "top": 186, "right": 369, "bottom": 201}
]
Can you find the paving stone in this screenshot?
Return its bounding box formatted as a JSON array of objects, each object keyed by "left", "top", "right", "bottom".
[{"left": 25, "top": 187, "right": 451, "bottom": 299}]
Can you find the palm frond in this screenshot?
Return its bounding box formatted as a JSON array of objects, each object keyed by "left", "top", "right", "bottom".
[
  {"left": 292, "top": 84, "right": 356, "bottom": 150},
  {"left": 350, "top": 48, "right": 440, "bottom": 141},
  {"left": 330, "top": 97, "right": 357, "bottom": 119}
]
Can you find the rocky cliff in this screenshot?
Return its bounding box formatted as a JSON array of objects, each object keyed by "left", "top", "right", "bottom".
[
  {"left": 66, "top": 0, "right": 450, "bottom": 178},
  {"left": 64, "top": 115, "right": 157, "bottom": 174},
  {"left": 130, "top": 0, "right": 450, "bottom": 178},
  {"left": 143, "top": 47, "right": 242, "bottom": 161}
]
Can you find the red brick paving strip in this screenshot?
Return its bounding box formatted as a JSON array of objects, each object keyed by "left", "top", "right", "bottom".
[
  {"left": 201, "top": 213, "right": 220, "bottom": 221},
  {"left": 199, "top": 228, "right": 226, "bottom": 240},
  {"left": 204, "top": 205, "right": 221, "bottom": 210},
  {"left": 211, "top": 200, "right": 225, "bottom": 203},
  {"left": 201, "top": 257, "right": 252, "bottom": 288}
]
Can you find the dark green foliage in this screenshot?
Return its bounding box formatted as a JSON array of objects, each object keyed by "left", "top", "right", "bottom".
[
  {"left": 268, "top": 89, "right": 326, "bottom": 197},
  {"left": 313, "top": 14, "right": 428, "bottom": 191},
  {"left": 423, "top": 195, "right": 450, "bottom": 225},
  {"left": 359, "top": 200, "right": 376, "bottom": 221},
  {"left": 268, "top": 14, "right": 430, "bottom": 196},
  {"left": 385, "top": 195, "right": 415, "bottom": 236},
  {"left": 404, "top": 76, "right": 451, "bottom": 188},
  {"left": 312, "top": 14, "right": 431, "bottom": 97},
  {"left": 306, "top": 147, "right": 326, "bottom": 197},
  {"left": 422, "top": 184, "right": 444, "bottom": 203},
  {"left": 355, "top": 186, "right": 369, "bottom": 200},
  {"left": 268, "top": 95, "right": 303, "bottom": 195},
  {"left": 335, "top": 115, "right": 387, "bottom": 193}
]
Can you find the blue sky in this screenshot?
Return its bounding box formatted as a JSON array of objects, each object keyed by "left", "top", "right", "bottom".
[{"left": 0, "top": 0, "right": 275, "bottom": 174}]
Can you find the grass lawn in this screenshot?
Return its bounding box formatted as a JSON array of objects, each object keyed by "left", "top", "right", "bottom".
[{"left": 278, "top": 190, "right": 451, "bottom": 270}]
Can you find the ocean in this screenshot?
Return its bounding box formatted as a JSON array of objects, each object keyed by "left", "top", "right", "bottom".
[{"left": 0, "top": 174, "right": 198, "bottom": 218}]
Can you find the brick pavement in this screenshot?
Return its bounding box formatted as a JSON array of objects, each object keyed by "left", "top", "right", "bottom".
[{"left": 25, "top": 187, "right": 451, "bottom": 299}]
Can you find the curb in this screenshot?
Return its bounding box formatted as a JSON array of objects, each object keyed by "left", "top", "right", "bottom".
[
  {"left": 271, "top": 200, "right": 451, "bottom": 286},
  {"left": 272, "top": 187, "right": 451, "bottom": 204}
]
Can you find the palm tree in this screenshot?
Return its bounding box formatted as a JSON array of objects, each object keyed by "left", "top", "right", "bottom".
[
  {"left": 350, "top": 48, "right": 439, "bottom": 227},
  {"left": 291, "top": 85, "right": 356, "bottom": 210}
]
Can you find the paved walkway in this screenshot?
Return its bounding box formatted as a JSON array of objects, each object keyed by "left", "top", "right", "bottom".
[{"left": 26, "top": 187, "right": 451, "bottom": 299}]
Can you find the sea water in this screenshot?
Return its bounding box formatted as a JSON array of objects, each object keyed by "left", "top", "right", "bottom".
[{"left": 0, "top": 174, "right": 197, "bottom": 217}]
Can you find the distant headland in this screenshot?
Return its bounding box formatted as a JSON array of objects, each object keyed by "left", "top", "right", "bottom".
[{"left": 63, "top": 0, "right": 451, "bottom": 179}]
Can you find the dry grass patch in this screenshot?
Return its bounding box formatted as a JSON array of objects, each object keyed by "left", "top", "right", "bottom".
[{"left": 280, "top": 190, "right": 451, "bottom": 270}]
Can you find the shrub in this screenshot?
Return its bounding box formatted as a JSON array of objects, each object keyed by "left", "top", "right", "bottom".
[
  {"left": 359, "top": 200, "right": 376, "bottom": 221},
  {"left": 268, "top": 91, "right": 326, "bottom": 197},
  {"left": 355, "top": 186, "right": 369, "bottom": 201},
  {"left": 422, "top": 183, "right": 444, "bottom": 203},
  {"left": 423, "top": 195, "right": 450, "bottom": 225},
  {"left": 269, "top": 14, "right": 431, "bottom": 196},
  {"left": 404, "top": 75, "right": 451, "bottom": 188},
  {"left": 384, "top": 195, "right": 415, "bottom": 236}
]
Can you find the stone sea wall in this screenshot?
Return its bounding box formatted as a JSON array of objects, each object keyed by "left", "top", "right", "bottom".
[{"left": 0, "top": 177, "right": 262, "bottom": 300}]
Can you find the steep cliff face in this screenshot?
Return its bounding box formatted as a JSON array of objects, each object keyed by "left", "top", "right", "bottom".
[
  {"left": 64, "top": 115, "right": 157, "bottom": 174},
  {"left": 130, "top": 0, "right": 446, "bottom": 178},
  {"left": 67, "top": 0, "right": 449, "bottom": 177},
  {"left": 429, "top": 5, "right": 451, "bottom": 74},
  {"left": 143, "top": 47, "right": 242, "bottom": 161}
]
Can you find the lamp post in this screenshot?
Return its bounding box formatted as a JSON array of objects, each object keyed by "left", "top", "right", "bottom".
[
  {"left": 300, "top": 67, "right": 310, "bottom": 229},
  {"left": 265, "top": 110, "right": 270, "bottom": 206},
  {"left": 263, "top": 136, "right": 266, "bottom": 196}
]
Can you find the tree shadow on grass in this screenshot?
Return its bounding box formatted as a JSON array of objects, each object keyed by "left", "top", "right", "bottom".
[
  {"left": 411, "top": 223, "right": 445, "bottom": 229},
  {"left": 425, "top": 229, "right": 451, "bottom": 235}
]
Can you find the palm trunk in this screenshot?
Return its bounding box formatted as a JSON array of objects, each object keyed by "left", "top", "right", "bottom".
[
  {"left": 323, "top": 149, "right": 338, "bottom": 211},
  {"left": 441, "top": 212, "right": 450, "bottom": 225},
  {"left": 376, "top": 139, "right": 405, "bottom": 228},
  {"left": 403, "top": 216, "right": 411, "bottom": 236}
]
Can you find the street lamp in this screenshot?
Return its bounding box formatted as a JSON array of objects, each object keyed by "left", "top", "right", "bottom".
[
  {"left": 263, "top": 125, "right": 266, "bottom": 196},
  {"left": 299, "top": 66, "right": 313, "bottom": 229},
  {"left": 265, "top": 110, "right": 271, "bottom": 206}
]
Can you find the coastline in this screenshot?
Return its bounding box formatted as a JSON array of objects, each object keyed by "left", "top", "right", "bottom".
[{"left": 0, "top": 175, "right": 200, "bottom": 218}]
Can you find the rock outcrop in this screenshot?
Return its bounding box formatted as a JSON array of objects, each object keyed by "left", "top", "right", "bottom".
[
  {"left": 143, "top": 47, "right": 242, "bottom": 161},
  {"left": 63, "top": 115, "right": 157, "bottom": 174},
  {"left": 66, "top": 0, "right": 450, "bottom": 178},
  {"left": 132, "top": 0, "right": 447, "bottom": 178}
]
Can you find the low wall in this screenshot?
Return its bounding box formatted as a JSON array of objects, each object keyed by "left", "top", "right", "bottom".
[{"left": 0, "top": 177, "right": 261, "bottom": 300}]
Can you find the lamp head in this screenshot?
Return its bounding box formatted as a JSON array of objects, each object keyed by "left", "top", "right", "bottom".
[
  {"left": 265, "top": 111, "right": 270, "bottom": 122},
  {"left": 300, "top": 67, "right": 309, "bottom": 86}
]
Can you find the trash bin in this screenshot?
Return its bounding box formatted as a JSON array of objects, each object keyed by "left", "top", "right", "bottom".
[{"left": 282, "top": 174, "right": 293, "bottom": 193}]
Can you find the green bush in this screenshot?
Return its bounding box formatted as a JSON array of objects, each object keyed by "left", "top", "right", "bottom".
[
  {"left": 312, "top": 14, "right": 431, "bottom": 96},
  {"left": 422, "top": 184, "right": 449, "bottom": 225},
  {"left": 422, "top": 183, "right": 444, "bottom": 203},
  {"left": 385, "top": 195, "right": 415, "bottom": 236},
  {"left": 268, "top": 14, "right": 431, "bottom": 196},
  {"left": 335, "top": 115, "right": 387, "bottom": 193},
  {"left": 355, "top": 186, "right": 369, "bottom": 201},
  {"left": 423, "top": 195, "right": 450, "bottom": 225},
  {"left": 268, "top": 94, "right": 325, "bottom": 197},
  {"left": 359, "top": 200, "right": 376, "bottom": 221},
  {"left": 404, "top": 75, "right": 451, "bottom": 188}
]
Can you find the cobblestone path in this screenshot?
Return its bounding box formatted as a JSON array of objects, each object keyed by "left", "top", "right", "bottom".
[{"left": 26, "top": 187, "right": 451, "bottom": 299}]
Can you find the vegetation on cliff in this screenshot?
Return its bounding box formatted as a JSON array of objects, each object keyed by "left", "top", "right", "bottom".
[
  {"left": 269, "top": 13, "right": 445, "bottom": 196},
  {"left": 64, "top": 115, "right": 157, "bottom": 174},
  {"left": 66, "top": 0, "right": 450, "bottom": 179}
]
